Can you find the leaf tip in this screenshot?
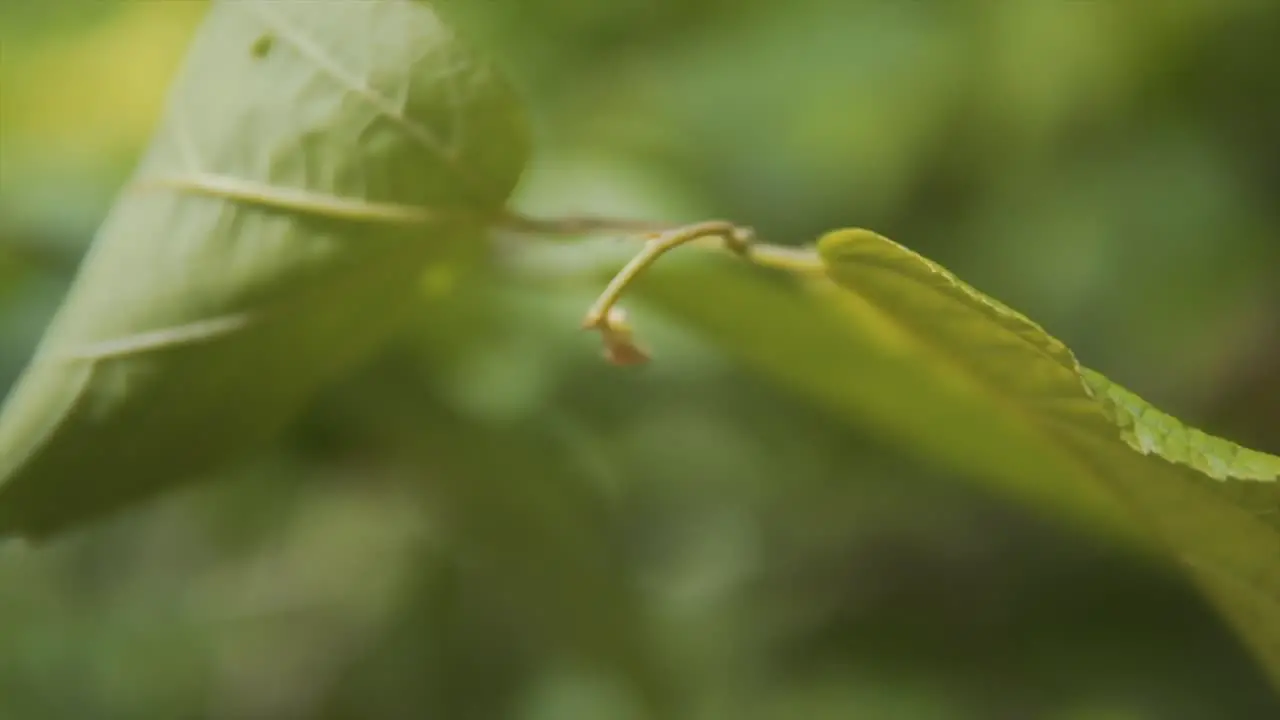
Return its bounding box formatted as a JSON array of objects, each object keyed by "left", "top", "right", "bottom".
[{"left": 815, "top": 228, "right": 888, "bottom": 266}]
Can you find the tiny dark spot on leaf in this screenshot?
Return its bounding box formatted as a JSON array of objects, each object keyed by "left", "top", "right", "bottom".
[{"left": 251, "top": 33, "right": 273, "bottom": 59}]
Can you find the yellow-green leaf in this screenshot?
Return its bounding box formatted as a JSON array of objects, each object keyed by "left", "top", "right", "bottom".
[
  {"left": 817, "top": 229, "right": 1279, "bottom": 682},
  {"left": 1084, "top": 368, "right": 1280, "bottom": 487},
  {"left": 0, "top": 0, "right": 530, "bottom": 537},
  {"left": 821, "top": 228, "right": 1280, "bottom": 685},
  {"left": 629, "top": 228, "right": 1279, "bottom": 689}
]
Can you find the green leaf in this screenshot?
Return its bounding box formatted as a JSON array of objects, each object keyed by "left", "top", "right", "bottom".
[
  {"left": 0, "top": 0, "right": 530, "bottom": 538},
  {"left": 818, "top": 229, "right": 1279, "bottom": 682},
  {"left": 324, "top": 345, "right": 681, "bottom": 718},
  {"left": 629, "top": 229, "right": 1280, "bottom": 689},
  {"left": 1084, "top": 368, "right": 1280, "bottom": 486}
]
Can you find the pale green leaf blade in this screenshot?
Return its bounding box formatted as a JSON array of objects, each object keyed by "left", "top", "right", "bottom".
[
  {"left": 815, "top": 228, "right": 1280, "bottom": 688},
  {"left": 0, "top": 0, "right": 530, "bottom": 537},
  {"left": 618, "top": 227, "right": 1279, "bottom": 688},
  {"left": 629, "top": 253, "right": 1137, "bottom": 539}
]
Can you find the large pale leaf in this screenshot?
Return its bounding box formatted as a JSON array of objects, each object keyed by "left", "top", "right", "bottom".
[
  {"left": 818, "top": 229, "right": 1279, "bottom": 680},
  {"left": 0, "top": 0, "right": 530, "bottom": 537},
  {"left": 626, "top": 229, "right": 1280, "bottom": 688}
]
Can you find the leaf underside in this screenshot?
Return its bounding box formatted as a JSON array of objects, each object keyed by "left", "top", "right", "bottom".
[
  {"left": 596, "top": 225, "right": 1280, "bottom": 691},
  {"left": 814, "top": 229, "right": 1280, "bottom": 687},
  {"left": 0, "top": 0, "right": 530, "bottom": 537}
]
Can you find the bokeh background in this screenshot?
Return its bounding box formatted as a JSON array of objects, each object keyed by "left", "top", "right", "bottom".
[{"left": 3, "top": 1, "right": 1280, "bottom": 718}]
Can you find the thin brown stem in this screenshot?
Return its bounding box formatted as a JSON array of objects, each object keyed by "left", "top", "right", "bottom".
[
  {"left": 495, "top": 209, "right": 675, "bottom": 237},
  {"left": 581, "top": 220, "right": 751, "bottom": 330},
  {"left": 499, "top": 210, "right": 827, "bottom": 365}
]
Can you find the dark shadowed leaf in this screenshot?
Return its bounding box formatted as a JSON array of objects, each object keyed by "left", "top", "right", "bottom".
[{"left": 323, "top": 337, "right": 681, "bottom": 718}]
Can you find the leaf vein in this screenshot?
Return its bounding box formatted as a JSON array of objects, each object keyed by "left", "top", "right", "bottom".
[
  {"left": 240, "top": 1, "right": 465, "bottom": 176},
  {"left": 131, "top": 172, "right": 445, "bottom": 225}
]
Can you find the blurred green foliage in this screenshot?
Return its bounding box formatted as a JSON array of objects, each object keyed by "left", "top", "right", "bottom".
[
  {"left": 0, "top": 0, "right": 532, "bottom": 537},
  {"left": 3, "top": 1, "right": 1280, "bottom": 718}
]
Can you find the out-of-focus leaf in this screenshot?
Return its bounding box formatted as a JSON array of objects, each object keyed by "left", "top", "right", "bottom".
[
  {"left": 626, "top": 228, "right": 1279, "bottom": 688},
  {"left": 327, "top": 350, "right": 679, "bottom": 720},
  {"left": 0, "top": 0, "right": 530, "bottom": 538}
]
